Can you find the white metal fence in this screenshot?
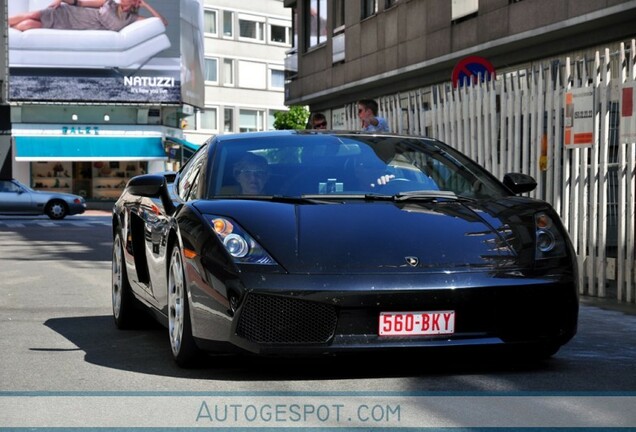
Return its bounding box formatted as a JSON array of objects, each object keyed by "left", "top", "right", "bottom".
[{"left": 342, "top": 41, "right": 636, "bottom": 303}]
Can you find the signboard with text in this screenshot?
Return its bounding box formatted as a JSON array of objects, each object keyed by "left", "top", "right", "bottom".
[
  {"left": 564, "top": 87, "right": 595, "bottom": 148},
  {"left": 7, "top": 0, "right": 204, "bottom": 107}
]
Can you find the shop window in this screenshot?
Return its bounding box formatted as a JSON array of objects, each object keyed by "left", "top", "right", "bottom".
[
  {"left": 31, "top": 162, "right": 72, "bottom": 192},
  {"left": 91, "top": 161, "right": 144, "bottom": 201}
]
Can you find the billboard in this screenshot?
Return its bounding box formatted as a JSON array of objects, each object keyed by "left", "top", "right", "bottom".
[{"left": 7, "top": 0, "right": 204, "bottom": 107}]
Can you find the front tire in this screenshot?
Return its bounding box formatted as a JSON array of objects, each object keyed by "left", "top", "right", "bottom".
[
  {"left": 112, "top": 231, "right": 137, "bottom": 329},
  {"left": 45, "top": 200, "right": 68, "bottom": 220},
  {"left": 168, "top": 245, "right": 200, "bottom": 367}
]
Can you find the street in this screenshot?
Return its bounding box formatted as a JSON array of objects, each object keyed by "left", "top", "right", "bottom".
[{"left": 1, "top": 214, "right": 635, "bottom": 428}]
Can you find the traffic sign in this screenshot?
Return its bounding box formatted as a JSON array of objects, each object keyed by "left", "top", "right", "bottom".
[{"left": 452, "top": 56, "right": 496, "bottom": 88}]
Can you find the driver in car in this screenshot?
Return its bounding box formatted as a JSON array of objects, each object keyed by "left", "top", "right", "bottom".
[
  {"left": 233, "top": 153, "right": 270, "bottom": 194},
  {"left": 352, "top": 154, "right": 396, "bottom": 189}
]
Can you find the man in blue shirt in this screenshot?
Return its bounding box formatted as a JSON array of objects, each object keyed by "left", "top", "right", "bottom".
[{"left": 358, "top": 99, "right": 390, "bottom": 133}]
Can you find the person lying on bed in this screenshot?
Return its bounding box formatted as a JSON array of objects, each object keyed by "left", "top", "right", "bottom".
[{"left": 9, "top": 0, "right": 167, "bottom": 32}]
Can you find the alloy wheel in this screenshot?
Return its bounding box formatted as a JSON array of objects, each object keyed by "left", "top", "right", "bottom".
[
  {"left": 168, "top": 247, "right": 185, "bottom": 356},
  {"left": 112, "top": 235, "right": 123, "bottom": 319}
]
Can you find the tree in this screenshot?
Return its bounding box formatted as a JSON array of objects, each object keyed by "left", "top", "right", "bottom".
[{"left": 273, "top": 106, "right": 310, "bottom": 130}]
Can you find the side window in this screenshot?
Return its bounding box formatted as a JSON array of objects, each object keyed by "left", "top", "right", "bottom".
[
  {"left": 0, "top": 181, "right": 20, "bottom": 193},
  {"left": 178, "top": 146, "right": 208, "bottom": 201}
]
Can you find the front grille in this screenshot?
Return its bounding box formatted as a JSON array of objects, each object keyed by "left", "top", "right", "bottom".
[{"left": 236, "top": 293, "right": 338, "bottom": 344}]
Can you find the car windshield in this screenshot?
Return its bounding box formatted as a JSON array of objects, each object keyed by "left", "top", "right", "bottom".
[{"left": 207, "top": 133, "right": 510, "bottom": 200}]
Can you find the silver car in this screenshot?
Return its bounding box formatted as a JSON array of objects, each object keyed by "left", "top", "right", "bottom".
[{"left": 0, "top": 178, "right": 86, "bottom": 220}]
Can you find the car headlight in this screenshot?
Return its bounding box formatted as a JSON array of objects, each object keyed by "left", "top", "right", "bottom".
[
  {"left": 534, "top": 212, "right": 566, "bottom": 260},
  {"left": 206, "top": 215, "right": 277, "bottom": 265}
]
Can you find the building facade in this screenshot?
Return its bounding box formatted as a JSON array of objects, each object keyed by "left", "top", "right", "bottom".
[
  {"left": 284, "top": 0, "right": 636, "bottom": 122},
  {"left": 182, "top": 0, "right": 291, "bottom": 144}
]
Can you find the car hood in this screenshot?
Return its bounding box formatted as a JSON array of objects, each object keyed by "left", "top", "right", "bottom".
[{"left": 194, "top": 199, "right": 529, "bottom": 274}]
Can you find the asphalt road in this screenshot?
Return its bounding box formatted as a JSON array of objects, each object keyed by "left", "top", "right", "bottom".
[{"left": 1, "top": 213, "right": 635, "bottom": 428}]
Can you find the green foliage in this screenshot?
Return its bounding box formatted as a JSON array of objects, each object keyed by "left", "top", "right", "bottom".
[{"left": 273, "top": 106, "right": 310, "bottom": 130}]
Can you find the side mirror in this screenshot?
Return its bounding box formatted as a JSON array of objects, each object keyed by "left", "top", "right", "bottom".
[
  {"left": 127, "top": 174, "right": 165, "bottom": 198},
  {"left": 127, "top": 174, "right": 176, "bottom": 216},
  {"left": 503, "top": 173, "right": 537, "bottom": 194}
]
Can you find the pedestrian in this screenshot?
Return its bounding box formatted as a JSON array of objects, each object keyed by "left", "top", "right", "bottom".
[
  {"left": 308, "top": 112, "right": 328, "bottom": 129},
  {"left": 358, "top": 99, "right": 390, "bottom": 133}
]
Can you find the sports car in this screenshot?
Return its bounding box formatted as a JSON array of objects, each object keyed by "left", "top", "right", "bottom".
[
  {"left": 111, "top": 131, "right": 578, "bottom": 366},
  {"left": 0, "top": 178, "right": 86, "bottom": 219}
]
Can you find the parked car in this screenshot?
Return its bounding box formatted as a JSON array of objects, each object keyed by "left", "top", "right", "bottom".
[
  {"left": 0, "top": 178, "right": 86, "bottom": 220},
  {"left": 111, "top": 131, "right": 579, "bottom": 366}
]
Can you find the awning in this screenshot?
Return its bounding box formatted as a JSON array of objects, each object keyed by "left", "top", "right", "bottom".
[{"left": 14, "top": 136, "right": 167, "bottom": 161}]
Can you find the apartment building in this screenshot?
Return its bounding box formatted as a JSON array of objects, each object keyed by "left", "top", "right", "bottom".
[{"left": 183, "top": 0, "right": 292, "bottom": 144}]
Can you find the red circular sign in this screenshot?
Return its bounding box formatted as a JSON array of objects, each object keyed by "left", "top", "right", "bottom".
[{"left": 452, "top": 56, "right": 496, "bottom": 88}]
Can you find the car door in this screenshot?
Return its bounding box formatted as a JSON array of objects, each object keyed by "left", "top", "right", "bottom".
[
  {"left": 146, "top": 147, "right": 208, "bottom": 308},
  {"left": 0, "top": 180, "right": 34, "bottom": 214}
]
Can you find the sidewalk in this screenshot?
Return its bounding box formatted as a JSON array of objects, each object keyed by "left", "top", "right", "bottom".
[{"left": 581, "top": 295, "right": 636, "bottom": 316}]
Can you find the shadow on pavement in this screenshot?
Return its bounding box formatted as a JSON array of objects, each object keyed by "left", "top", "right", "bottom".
[{"left": 43, "top": 314, "right": 562, "bottom": 385}]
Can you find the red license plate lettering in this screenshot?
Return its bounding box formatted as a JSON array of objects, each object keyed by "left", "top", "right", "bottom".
[{"left": 379, "top": 311, "right": 455, "bottom": 336}]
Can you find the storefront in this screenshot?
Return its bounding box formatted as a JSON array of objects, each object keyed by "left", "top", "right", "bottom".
[{"left": 12, "top": 124, "right": 170, "bottom": 201}]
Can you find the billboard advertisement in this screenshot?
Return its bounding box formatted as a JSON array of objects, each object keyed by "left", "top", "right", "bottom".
[{"left": 7, "top": 0, "right": 204, "bottom": 107}]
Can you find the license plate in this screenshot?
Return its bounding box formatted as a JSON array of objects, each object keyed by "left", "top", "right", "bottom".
[{"left": 379, "top": 311, "right": 455, "bottom": 336}]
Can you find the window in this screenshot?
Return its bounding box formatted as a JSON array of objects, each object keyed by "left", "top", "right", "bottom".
[
  {"left": 223, "top": 11, "right": 233, "bottom": 37},
  {"left": 238, "top": 61, "right": 267, "bottom": 89},
  {"left": 200, "top": 108, "right": 218, "bottom": 130},
  {"left": 305, "top": 0, "right": 327, "bottom": 49},
  {"left": 268, "top": 110, "right": 282, "bottom": 130},
  {"left": 177, "top": 145, "right": 207, "bottom": 201},
  {"left": 270, "top": 25, "right": 289, "bottom": 44},
  {"left": 204, "top": 58, "right": 218, "bottom": 82},
  {"left": 292, "top": 7, "right": 298, "bottom": 48},
  {"left": 223, "top": 59, "right": 234, "bottom": 86},
  {"left": 182, "top": 113, "right": 195, "bottom": 130},
  {"left": 239, "top": 109, "right": 265, "bottom": 132},
  {"left": 333, "top": 0, "right": 345, "bottom": 31},
  {"left": 224, "top": 108, "right": 234, "bottom": 133},
  {"left": 204, "top": 10, "right": 217, "bottom": 35},
  {"left": 270, "top": 69, "right": 285, "bottom": 89},
  {"left": 361, "top": 0, "right": 377, "bottom": 19},
  {"left": 239, "top": 16, "right": 265, "bottom": 41},
  {"left": 451, "top": 0, "right": 478, "bottom": 22},
  {"left": 385, "top": 0, "right": 398, "bottom": 8}
]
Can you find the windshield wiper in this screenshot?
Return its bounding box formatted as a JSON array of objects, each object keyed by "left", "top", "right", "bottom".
[
  {"left": 217, "top": 195, "right": 339, "bottom": 204},
  {"left": 393, "top": 190, "right": 475, "bottom": 202}
]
